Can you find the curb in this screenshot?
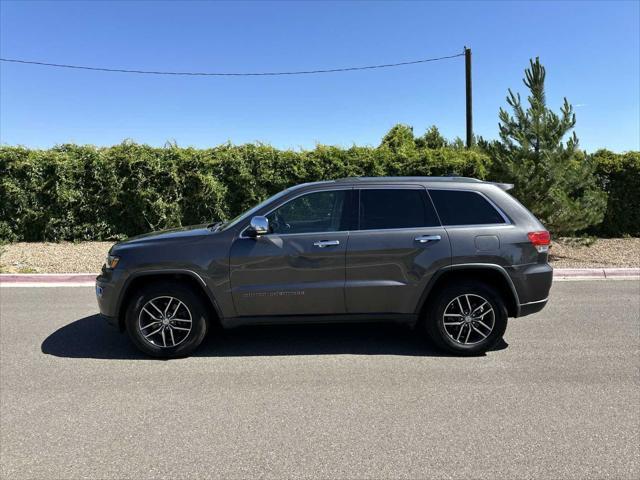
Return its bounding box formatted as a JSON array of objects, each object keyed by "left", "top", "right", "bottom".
[
  {"left": 553, "top": 268, "right": 640, "bottom": 280},
  {"left": 1, "top": 269, "right": 638, "bottom": 286},
  {"left": 0, "top": 273, "right": 97, "bottom": 283},
  {"left": 0, "top": 273, "right": 97, "bottom": 287}
]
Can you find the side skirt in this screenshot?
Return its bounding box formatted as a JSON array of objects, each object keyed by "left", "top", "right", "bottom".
[{"left": 220, "top": 313, "right": 418, "bottom": 329}]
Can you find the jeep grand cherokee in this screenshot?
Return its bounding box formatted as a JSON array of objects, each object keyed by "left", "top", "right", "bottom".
[{"left": 96, "top": 177, "right": 552, "bottom": 358}]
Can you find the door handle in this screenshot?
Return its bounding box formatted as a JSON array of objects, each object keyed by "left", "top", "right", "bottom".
[
  {"left": 414, "top": 235, "right": 441, "bottom": 244},
  {"left": 313, "top": 240, "right": 340, "bottom": 248}
]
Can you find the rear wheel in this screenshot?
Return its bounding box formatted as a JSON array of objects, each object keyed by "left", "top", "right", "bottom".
[
  {"left": 125, "top": 282, "right": 209, "bottom": 358},
  {"left": 425, "top": 282, "right": 507, "bottom": 355}
]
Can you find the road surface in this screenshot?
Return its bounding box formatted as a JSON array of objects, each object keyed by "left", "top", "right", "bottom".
[{"left": 1, "top": 280, "right": 639, "bottom": 479}]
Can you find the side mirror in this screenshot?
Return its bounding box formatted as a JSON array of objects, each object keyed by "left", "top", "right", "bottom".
[{"left": 247, "top": 216, "right": 269, "bottom": 237}]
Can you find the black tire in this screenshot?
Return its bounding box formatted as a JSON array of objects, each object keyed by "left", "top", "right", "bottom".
[
  {"left": 125, "top": 281, "right": 209, "bottom": 358},
  {"left": 424, "top": 281, "right": 508, "bottom": 356}
]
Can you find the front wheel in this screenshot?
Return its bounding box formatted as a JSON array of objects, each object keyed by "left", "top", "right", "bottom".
[
  {"left": 125, "top": 282, "right": 209, "bottom": 358},
  {"left": 424, "top": 282, "right": 508, "bottom": 355}
]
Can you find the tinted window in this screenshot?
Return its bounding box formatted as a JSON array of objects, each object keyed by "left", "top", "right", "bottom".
[
  {"left": 359, "top": 189, "right": 439, "bottom": 230},
  {"left": 267, "top": 190, "right": 347, "bottom": 234},
  {"left": 429, "top": 190, "right": 506, "bottom": 225}
]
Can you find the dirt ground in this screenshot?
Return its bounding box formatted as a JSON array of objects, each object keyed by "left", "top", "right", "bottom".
[{"left": 0, "top": 238, "right": 638, "bottom": 274}]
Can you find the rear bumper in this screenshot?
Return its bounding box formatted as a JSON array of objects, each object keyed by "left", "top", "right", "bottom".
[
  {"left": 509, "top": 263, "right": 553, "bottom": 317},
  {"left": 518, "top": 297, "right": 548, "bottom": 316}
]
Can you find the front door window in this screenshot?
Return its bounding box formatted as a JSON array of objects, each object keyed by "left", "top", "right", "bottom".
[{"left": 267, "top": 190, "right": 348, "bottom": 234}]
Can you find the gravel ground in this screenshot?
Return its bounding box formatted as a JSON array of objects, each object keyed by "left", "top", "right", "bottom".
[
  {"left": 0, "top": 238, "right": 638, "bottom": 273},
  {"left": 549, "top": 237, "right": 640, "bottom": 268},
  {"left": 0, "top": 242, "right": 112, "bottom": 273}
]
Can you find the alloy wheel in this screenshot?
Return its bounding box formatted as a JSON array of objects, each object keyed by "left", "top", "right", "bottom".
[
  {"left": 442, "top": 293, "right": 495, "bottom": 345},
  {"left": 138, "top": 296, "right": 193, "bottom": 348}
]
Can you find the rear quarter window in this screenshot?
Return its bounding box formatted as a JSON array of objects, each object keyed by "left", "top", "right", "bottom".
[{"left": 428, "top": 189, "right": 506, "bottom": 226}]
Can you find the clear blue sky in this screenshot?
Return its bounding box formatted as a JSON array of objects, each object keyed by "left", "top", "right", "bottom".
[{"left": 1, "top": 0, "right": 638, "bottom": 152}]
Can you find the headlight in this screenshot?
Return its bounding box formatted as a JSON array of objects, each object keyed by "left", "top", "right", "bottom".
[{"left": 105, "top": 254, "right": 120, "bottom": 269}]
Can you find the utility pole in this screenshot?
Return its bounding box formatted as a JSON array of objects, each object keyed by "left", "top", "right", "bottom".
[{"left": 464, "top": 46, "right": 473, "bottom": 148}]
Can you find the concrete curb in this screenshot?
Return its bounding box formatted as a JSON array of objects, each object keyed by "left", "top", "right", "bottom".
[
  {"left": 1, "top": 268, "right": 638, "bottom": 286},
  {"left": 553, "top": 268, "right": 640, "bottom": 280},
  {"left": 0, "top": 273, "right": 97, "bottom": 284}
]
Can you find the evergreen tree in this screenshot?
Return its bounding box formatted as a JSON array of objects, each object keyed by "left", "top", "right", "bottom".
[
  {"left": 380, "top": 124, "right": 416, "bottom": 153},
  {"left": 417, "top": 125, "right": 448, "bottom": 149},
  {"left": 487, "top": 58, "right": 606, "bottom": 234}
]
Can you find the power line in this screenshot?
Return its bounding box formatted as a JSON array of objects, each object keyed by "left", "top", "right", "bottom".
[{"left": 0, "top": 52, "right": 464, "bottom": 76}]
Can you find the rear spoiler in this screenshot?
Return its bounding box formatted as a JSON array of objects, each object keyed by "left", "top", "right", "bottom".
[{"left": 489, "top": 182, "right": 514, "bottom": 191}]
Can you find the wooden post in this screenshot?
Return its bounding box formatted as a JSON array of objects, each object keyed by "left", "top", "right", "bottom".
[{"left": 465, "top": 47, "right": 473, "bottom": 148}]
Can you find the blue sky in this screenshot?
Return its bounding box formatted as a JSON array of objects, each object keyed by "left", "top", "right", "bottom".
[{"left": 1, "top": 0, "right": 638, "bottom": 152}]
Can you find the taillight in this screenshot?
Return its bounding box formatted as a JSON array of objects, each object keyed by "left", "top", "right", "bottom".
[{"left": 528, "top": 230, "right": 551, "bottom": 253}]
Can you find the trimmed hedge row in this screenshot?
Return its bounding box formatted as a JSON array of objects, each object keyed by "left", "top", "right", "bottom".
[
  {"left": 1, "top": 143, "right": 637, "bottom": 241},
  {"left": 0, "top": 143, "right": 491, "bottom": 241},
  {"left": 590, "top": 149, "right": 640, "bottom": 237}
]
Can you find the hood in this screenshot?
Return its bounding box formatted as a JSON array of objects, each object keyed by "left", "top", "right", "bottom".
[{"left": 113, "top": 224, "right": 213, "bottom": 249}]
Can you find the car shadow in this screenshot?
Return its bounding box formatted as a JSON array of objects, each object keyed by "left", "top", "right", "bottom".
[{"left": 41, "top": 314, "right": 508, "bottom": 360}]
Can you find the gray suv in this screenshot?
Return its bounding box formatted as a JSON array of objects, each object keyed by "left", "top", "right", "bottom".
[{"left": 96, "top": 177, "right": 552, "bottom": 358}]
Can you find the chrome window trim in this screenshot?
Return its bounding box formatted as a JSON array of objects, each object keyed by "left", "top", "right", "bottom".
[
  {"left": 348, "top": 225, "right": 444, "bottom": 234},
  {"left": 240, "top": 184, "right": 440, "bottom": 237},
  {"left": 442, "top": 223, "right": 514, "bottom": 230},
  {"left": 238, "top": 184, "right": 511, "bottom": 238},
  {"left": 427, "top": 188, "right": 512, "bottom": 226},
  {"left": 241, "top": 230, "right": 352, "bottom": 239}
]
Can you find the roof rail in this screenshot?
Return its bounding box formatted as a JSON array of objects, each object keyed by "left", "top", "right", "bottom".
[
  {"left": 335, "top": 176, "right": 483, "bottom": 183},
  {"left": 334, "top": 176, "right": 514, "bottom": 190}
]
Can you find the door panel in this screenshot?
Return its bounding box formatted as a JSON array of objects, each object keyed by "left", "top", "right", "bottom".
[
  {"left": 230, "top": 233, "right": 348, "bottom": 316},
  {"left": 229, "top": 188, "right": 352, "bottom": 318},
  {"left": 345, "top": 186, "right": 451, "bottom": 314},
  {"left": 345, "top": 227, "right": 450, "bottom": 313}
]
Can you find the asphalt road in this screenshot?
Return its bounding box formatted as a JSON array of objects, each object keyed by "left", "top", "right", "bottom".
[{"left": 1, "top": 281, "right": 639, "bottom": 479}]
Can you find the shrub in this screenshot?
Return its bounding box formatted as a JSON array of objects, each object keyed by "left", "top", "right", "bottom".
[
  {"left": 0, "top": 141, "right": 491, "bottom": 241},
  {"left": 589, "top": 149, "right": 640, "bottom": 237},
  {"left": 2, "top": 134, "right": 635, "bottom": 242}
]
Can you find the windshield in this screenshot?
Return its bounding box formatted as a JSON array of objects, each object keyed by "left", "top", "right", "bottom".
[{"left": 219, "top": 188, "right": 293, "bottom": 232}]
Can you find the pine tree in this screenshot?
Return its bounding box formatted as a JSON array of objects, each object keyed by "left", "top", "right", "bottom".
[{"left": 486, "top": 58, "right": 606, "bottom": 235}]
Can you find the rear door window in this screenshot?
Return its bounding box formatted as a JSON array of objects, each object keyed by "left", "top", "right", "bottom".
[
  {"left": 428, "top": 189, "right": 506, "bottom": 225},
  {"left": 359, "top": 189, "right": 439, "bottom": 230}
]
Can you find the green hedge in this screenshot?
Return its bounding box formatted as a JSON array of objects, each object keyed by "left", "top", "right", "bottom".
[
  {"left": 2, "top": 142, "right": 637, "bottom": 241},
  {"left": 0, "top": 142, "right": 491, "bottom": 241},
  {"left": 590, "top": 149, "right": 640, "bottom": 237}
]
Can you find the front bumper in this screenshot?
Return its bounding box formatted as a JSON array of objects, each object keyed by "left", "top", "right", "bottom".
[
  {"left": 99, "top": 313, "right": 118, "bottom": 328},
  {"left": 96, "top": 267, "right": 125, "bottom": 327}
]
